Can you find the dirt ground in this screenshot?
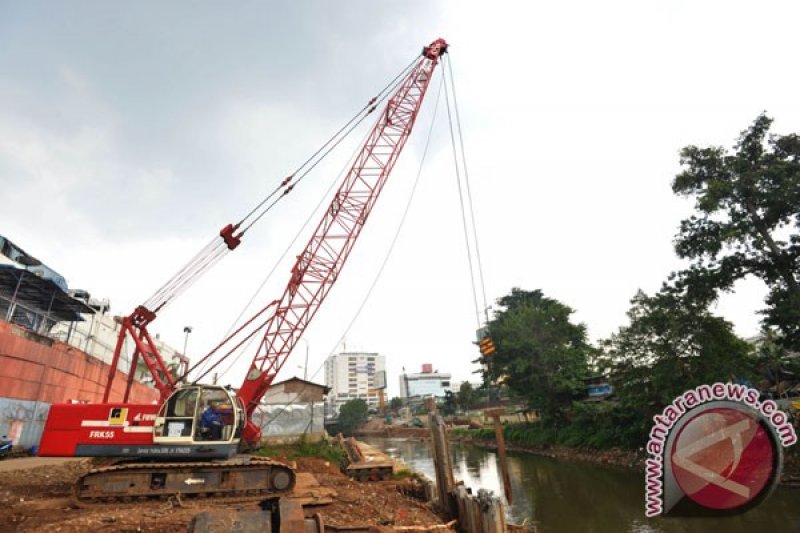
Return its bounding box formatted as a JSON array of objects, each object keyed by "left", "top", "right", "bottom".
[{"left": 0, "top": 456, "right": 445, "bottom": 532}]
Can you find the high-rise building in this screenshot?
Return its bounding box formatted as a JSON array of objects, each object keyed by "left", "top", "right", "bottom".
[
  {"left": 324, "top": 351, "right": 385, "bottom": 415},
  {"left": 399, "top": 364, "right": 451, "bottom": 398}
]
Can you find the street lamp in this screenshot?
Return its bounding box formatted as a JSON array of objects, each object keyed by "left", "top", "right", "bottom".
[{"left": 183, "top": 326, "right": 192, "bottom": 358}]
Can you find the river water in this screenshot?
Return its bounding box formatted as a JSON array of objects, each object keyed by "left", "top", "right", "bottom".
[{"left": 362, "top": 436, "right": 800, "bottom": 532}]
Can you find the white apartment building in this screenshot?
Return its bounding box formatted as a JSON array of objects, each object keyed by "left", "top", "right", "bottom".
[
  {"left": 324, "top": 351, "right": 385, "bottom": 415},
  {"left": 399, "top": 364, "right": 452, "bottom": 398}
]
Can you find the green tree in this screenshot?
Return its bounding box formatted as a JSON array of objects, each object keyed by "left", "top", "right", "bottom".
[
  {"left": 440, "top": 390, "right": 457, "bottom": 416},
  {"left": 672, "top": 113, "right": 800, "bottom": 349},
  {"left": 601, "top": 289, "right": 755, "bottom": 445},
  {"left": 337, "top": 398, "right": 369, "bottom": 435},
  {"left": 456, "top": 381, "right": 479, "bottom": 412},
  {"left": 389, "top": 396, "right": 403, "bottom": 411},
  {"left": 486, "top": 288, "right": 590, "bottom": 424}
]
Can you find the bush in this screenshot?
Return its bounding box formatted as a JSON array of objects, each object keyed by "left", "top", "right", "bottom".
[
  {"left": 256, "top": 435, "right": 346, "bottom": 465},
  {"left": 456, "top": 403, "right": 642, "bottom": 451},
  {"left": 392, "top": 468, "right": 415, "bottom": 480}
]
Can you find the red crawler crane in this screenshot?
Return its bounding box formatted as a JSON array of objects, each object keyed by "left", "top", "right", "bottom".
[{"left": 37, "top": 38, "right": 447, "bottom": 502}]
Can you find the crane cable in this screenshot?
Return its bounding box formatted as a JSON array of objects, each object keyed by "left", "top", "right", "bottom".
[
  {"left": 137, "top": 56, "right": 419, "bottom": 319},
  {"left": 242, "top": 53, "right": 489, "bottom": 428},
  {"left": 192, "top": 127, "right": 368, "bottom": 384},
  {"left": 447, "top": 55, "right": 489, "bottom": 324},
  {"left": 187, "top": 55, "right": 422, "bottom": 382},
  {"left": 242, "top": 73, "right": 446, "bottom": 427},
  {"left": 442, "top": 55, "right": 488, "bottom": 329},
  {"left": 236, "top": 56, "right": 420, "bottom": 235}
]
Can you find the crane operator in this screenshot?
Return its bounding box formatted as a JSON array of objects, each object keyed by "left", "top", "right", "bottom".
[{"left": 200, "top": 401, "right": 224, "bottom": 440}]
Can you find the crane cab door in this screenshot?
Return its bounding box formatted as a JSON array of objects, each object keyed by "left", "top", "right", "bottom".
[{"left": 153, "top": 386, "right": 244, "bottom": 445}]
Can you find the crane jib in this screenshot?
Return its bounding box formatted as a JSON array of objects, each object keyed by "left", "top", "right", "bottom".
[{"left": 236, "top": 38, "right": 448, "bottom": 443}]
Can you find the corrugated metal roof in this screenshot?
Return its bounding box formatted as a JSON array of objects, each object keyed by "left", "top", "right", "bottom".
[{"left": 0, "top": 265, "right": 94, "bottom": 322}]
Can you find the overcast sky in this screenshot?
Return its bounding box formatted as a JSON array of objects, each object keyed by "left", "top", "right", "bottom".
[{"left": 3, "top": 1, "right": 800, "bottom": 398}]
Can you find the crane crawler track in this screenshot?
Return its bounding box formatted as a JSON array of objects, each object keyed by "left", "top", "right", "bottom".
[{"left": 73, "top": 456, "right": 295, "bottom": 504}]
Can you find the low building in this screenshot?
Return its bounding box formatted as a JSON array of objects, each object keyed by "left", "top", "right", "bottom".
[
  {"left": 399, "top": 364, "right": 452, "bottom": 398},
  {"left": 255, "top": 377, "right": 330, "bottom": 443},
  {"left": 583, "top": 375, "right": 614, "bottom": 402}
]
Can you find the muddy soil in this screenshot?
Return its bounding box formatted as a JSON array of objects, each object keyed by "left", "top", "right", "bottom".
[{"left": 0, "top": 457, "right": 445, "bottom": 532}]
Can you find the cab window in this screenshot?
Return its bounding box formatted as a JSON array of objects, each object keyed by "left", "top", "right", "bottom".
[{"left": 195, "top": 389, "right": 235, "bottom": 441}]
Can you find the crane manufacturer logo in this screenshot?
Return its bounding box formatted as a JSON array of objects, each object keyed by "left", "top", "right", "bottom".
[
  {"left": 107, "top": 407, "right": 128, "bottom": 425},
  {"left": 645, "top": 383, "right": 796, "bottom": 517},
  {"left": 133, "top": 412, "right": 157, "bottom": 422}
]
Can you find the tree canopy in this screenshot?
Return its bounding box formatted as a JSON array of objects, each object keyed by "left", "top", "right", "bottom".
[
  {"left": 389, "top": 397, "right": 403, "bottom": 411},
  {"left": 672, "top": 113, "right": 800, "bottom": 349},
  {"left": 485, "top": 288, "right": 590, "bottom": 424},
  {"left": 601, "top": 288, "right": 755, "bottom": 441},
  {"left": 457, "top": 382, "right": 480, "bottom": 411},
  {"left": 440, "top": 390, "right": 457, "bottom": 416},
  {"left": 337, "top": 398, "right": 368, "bottom": 435}
]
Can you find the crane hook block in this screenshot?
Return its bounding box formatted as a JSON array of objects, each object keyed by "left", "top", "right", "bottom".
[{"left": 220, "top": 223, "right": 242, "bottom": 250}]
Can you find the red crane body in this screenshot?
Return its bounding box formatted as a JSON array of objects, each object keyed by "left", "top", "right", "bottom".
[{"left": 38, "top": 39, "right": 448, "bottom": 466}]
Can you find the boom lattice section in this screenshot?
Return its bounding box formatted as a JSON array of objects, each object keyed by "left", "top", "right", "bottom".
[{"left": 237, "top": 39, "right": 447, "bottom": 442}]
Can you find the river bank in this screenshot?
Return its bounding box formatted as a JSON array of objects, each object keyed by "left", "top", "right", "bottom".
[
  {"left": 364, "top": 435, "right": 800, "bottom": 532},
  {"left": 355, "top": 428, "right": 645, "bottom": 473},
  {"left": 449, "top": 433, "right": 800, "bottom": 484},
  {"left": 450, "top": 434, "right": 643, "bottom": 471}
]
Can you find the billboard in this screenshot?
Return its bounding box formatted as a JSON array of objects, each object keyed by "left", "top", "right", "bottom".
[{"left": 374, "top": 370, "right": 387, "bottom": 390}]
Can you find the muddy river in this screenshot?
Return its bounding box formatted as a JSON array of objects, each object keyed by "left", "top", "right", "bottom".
[{"left": 362, "top": 436, "right": 800, "bottom": 532}]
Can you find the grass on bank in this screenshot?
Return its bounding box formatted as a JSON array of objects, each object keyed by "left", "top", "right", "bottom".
[
  {"left": 255, "top": 435, "right": 347, "bottom": 465},
  {"left": 392, "top": 468, "right": 415, "bottom": 480}
]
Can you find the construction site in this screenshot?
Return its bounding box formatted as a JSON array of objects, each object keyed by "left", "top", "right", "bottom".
[
  {"left": 6, "top": 3, "right": 800, "bottom": 532},
  {"left": 0, "top": 34, "right": 515, "bottom": 532},
  {"left": 0, "top": 439, "right": 485, "bottom": 532}
]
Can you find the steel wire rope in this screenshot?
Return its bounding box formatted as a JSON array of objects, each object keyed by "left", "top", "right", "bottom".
[
  {"left": 443, "top": 58, "right": 482, "bottom": 330},
  {"left": 187, "top": 302, "right": 279, "bottom": 385},
  {"left": 445, "top": 55, "right": 489, "bottom": 321},
  {"left": 144, "top": 244, "right": 229, "bottom": 313},
  {"left": 185, "top": 58, "right": 419, "bottom": 381},
  {"left": 255, "top": 74, "right": 446, "bottom": 429},
  {"left": 142, "top": 238, "right": 227, "bottom": 311},
  {"left": 139, "top": 58, "right": 419, "bottom": 319},
  {"left": 236, "top": 57, "right": 419, "bottom": 235},
  {"left": 189, "top": 58, "right": 420, "bottom": 382},
  {"left": 191, "top": 134, "right": 362, "bottom": 384},
  {"left": 205, "top": 114, "right": 378, "bottom": 383}
]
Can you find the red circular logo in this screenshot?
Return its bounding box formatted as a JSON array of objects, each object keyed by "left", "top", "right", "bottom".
[{"left": 670, "top": 407, "right": 775, "bottom": 510}]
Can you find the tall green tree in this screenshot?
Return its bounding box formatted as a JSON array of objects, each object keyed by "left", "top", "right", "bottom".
[
  {"left": 486, "top": 288, "right": 590, "bottom": 424},
  {"left": 440, "top": 390, "right": 457, "bottom": 416},
  {"left": 601, "top": 288, "right": 755, "bottom": 444},
  {"left": 337, "top": 398, "right": 369, "bottom": 435},
  {"left": 456, "top": 381, "right": 479, "bottom": 412},
  {"left": 672, "top": 113, "right": 800, "bottom": 349},
  {"left": 389, "top": 397, "right": 403, "bottom": 411}
]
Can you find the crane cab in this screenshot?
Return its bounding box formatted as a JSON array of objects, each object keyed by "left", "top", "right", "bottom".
[
  {"left": 153, "top": 385, "right": 245, "bottom": 446},
  {"left": 39, "top": 385, "right": 246, "bottom": 458}
]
